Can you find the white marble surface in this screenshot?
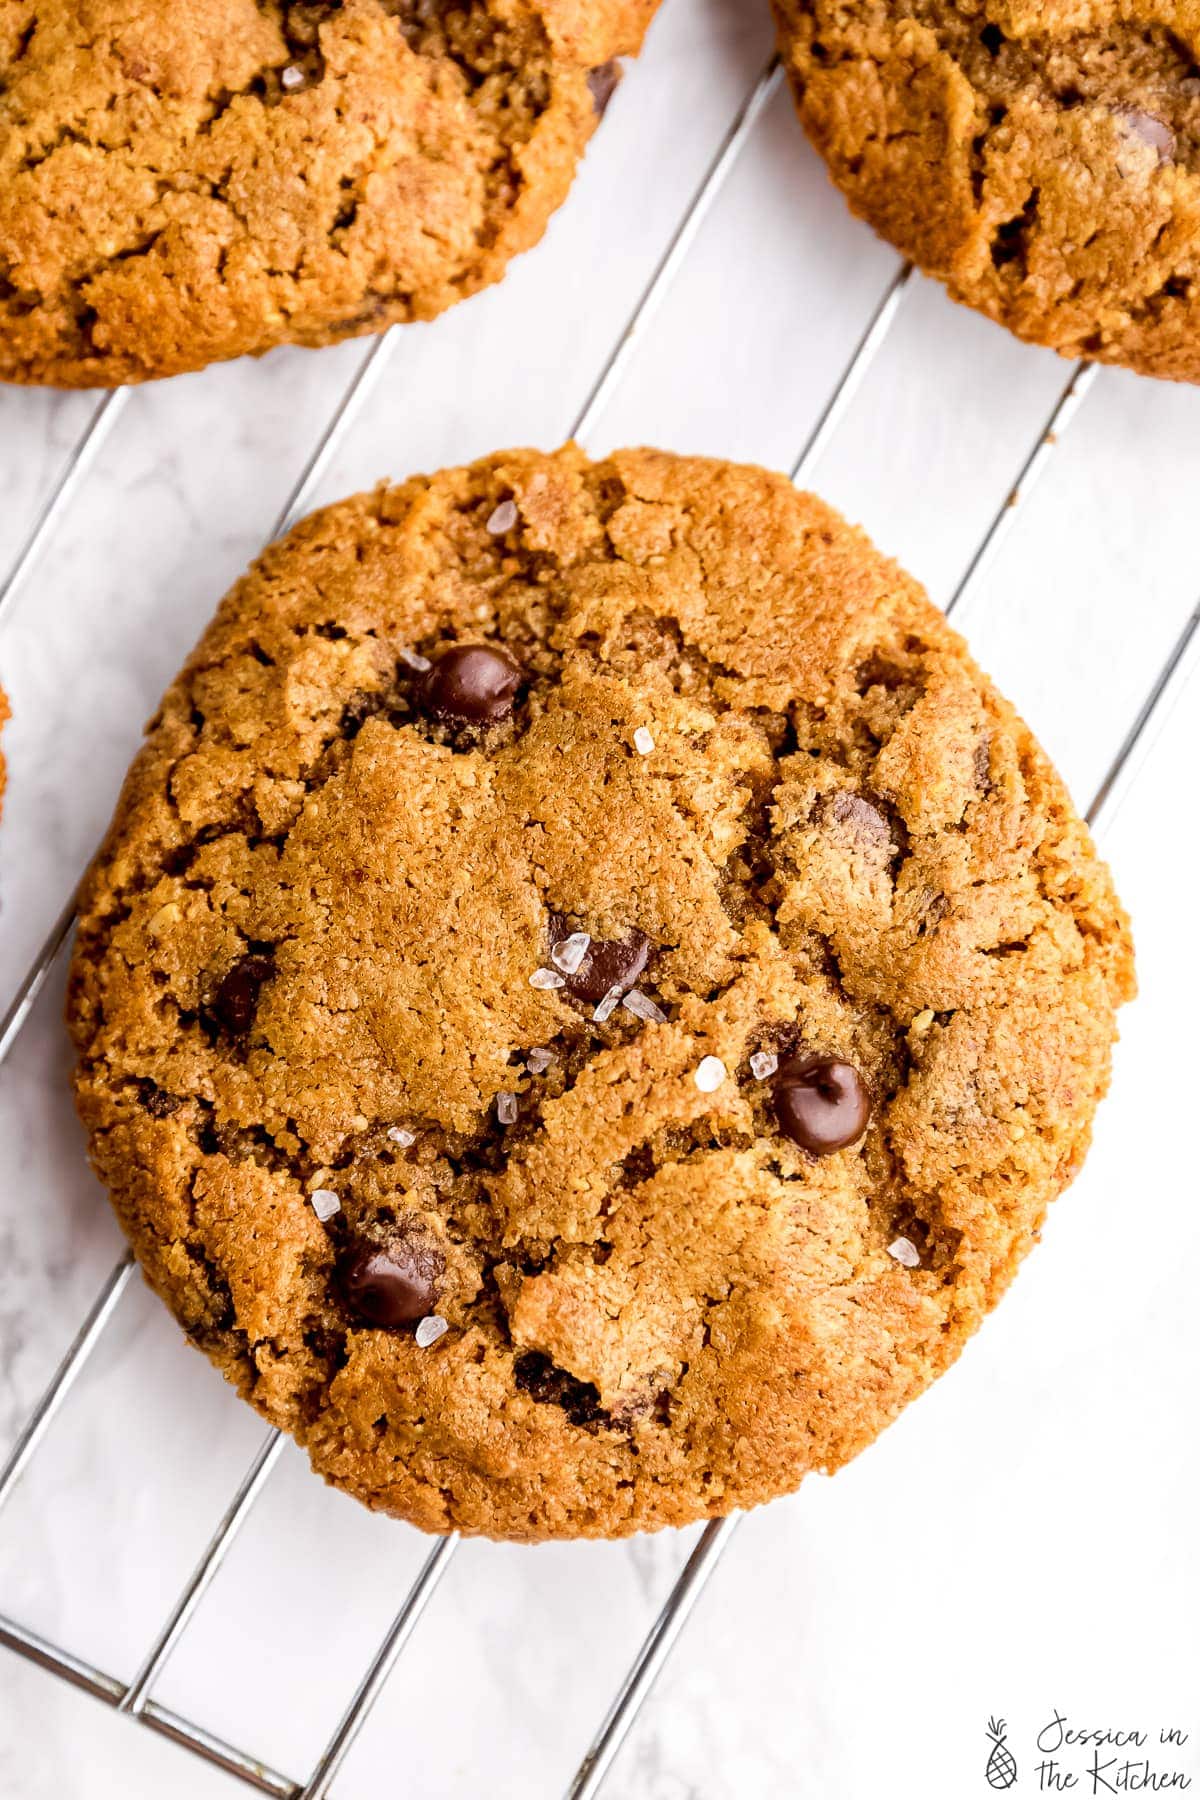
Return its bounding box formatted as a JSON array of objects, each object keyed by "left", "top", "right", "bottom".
[{"left": 1, "top": 2, "right": 1199, "bottom": 1796}]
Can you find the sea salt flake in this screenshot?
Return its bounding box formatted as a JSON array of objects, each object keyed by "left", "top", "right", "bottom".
[
  {"left": 693, "top": 1056, "right": 727, "bottom": 1094},
  {"left": 622, "top": 989, "right": 666, "bottom": 1024},
  {"left": 749, "top": 1051, "right": 778, "bottom": 1081},
  {"left": 530, "top": 966, "right": 566, "bottom": 990},
  {"left": 398, "top": 646, "right": 431, "bottom": 673},
  {"left": 551, "top": 932, "right": 591, "bottom": 975},
  {"left": 633, "top": 726, "right": 655, "bottom": 756},
  {"left": 310, "top": 1187, "right": 341, "bottom": 1222},
  {"left": 526, "top": 1047, "right": 553, "bottom": 1074},
  {"left": 387, "top": 1126, "right": 416, "bottom": 1148},
  {"left": 280, "top": 63, "right": 305, "bottom": 91},
  {"left": 415, "top": 1315, "right": 449, "bottom": 1349},
  {"left": 486, "top": 500, "right": 518, "bottom": 536},
  {"left": 888, "top": 1237, "right": 921, "bottom": 1269},
  {"left": 593, "top": 985, "right": 623, "bottom": 1024},
  {"left": 497, "top": 1091, "right": 519, "bottom": 1125}
]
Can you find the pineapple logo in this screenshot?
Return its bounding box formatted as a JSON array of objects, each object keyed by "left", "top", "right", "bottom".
[{"left": 985, "top": 1717, "right": 1018, "bottom": 1790}]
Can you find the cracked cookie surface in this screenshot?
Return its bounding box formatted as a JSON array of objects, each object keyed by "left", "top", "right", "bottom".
[
  {"left": 0, "top": 0, "right": 657, "bottom": 387},
  {"left": 67, "top": 446, "right": 1135, "bottom": 1540},
  {"left": 773, "top": 0, "right": 1200, "bottom": 381}
]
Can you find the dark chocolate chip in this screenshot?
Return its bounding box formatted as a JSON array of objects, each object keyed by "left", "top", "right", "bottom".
[
  {"left": 341, "top": 1239, "right": 442, "bottom": 1328},
  {"left": 514, "top": 1350, "right": 609, "bottom": 1429},
  {"left": 420, "top": 644, "right": 522, "bottom": 726},
  {"left": 549, "top": 913, "right": 652, "bottom": 1005},
  {"left": 1115, "top": 106, "right": 1175, "bottom": 164},
  {"left": 136, "top": 1079, "right": 182, "bottom": 1119},
  {"left": 825, "top": 791, "right": 893, "bottom": 847},
  {"left": 210, "top": 954, "right": 274, "bottom": 1037},
  {"left": 773, "top": 1056, "right": 871, "bottom": 1156},
  {"left": 588, "top": 60, "right": 621, "bottom": 117}
]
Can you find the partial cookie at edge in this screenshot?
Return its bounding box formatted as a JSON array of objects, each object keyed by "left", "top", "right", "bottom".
[
  {"left": 772, "top": 0, "right": 1200, "bottom": 382},
  {"left": 0, "top": 0, "right": 660, "bottom": 386}
]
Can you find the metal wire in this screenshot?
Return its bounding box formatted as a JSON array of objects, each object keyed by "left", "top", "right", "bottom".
[
  {"left": 0, "top": 389, "right": 129, "bottom": 632},
  {"left": 0, "top": 890, "right": 76, "bottom": 1071},
  {"left": 565, "top": 1516, "right": 742, "bottom": 1800},
  {"left": 946, "top": 360, "right": 1100, "bottom": 622},
  {"left": 570, "top": 56, "right": 782, "bottom": 447},
  {"left": 0, "top": 1252, "right": 135, "bottom": 1512},
  {"left": 1087, "top": 595, "right": 1200, "bottom": 831},
  {"left": 120, "top": 1429, "right": 287, "bottom": 1717},
  {"left": 790, "top": 260, "right": 914, "bottom": 487},
  {"left": 0, "top": 1609, "right": 297, "bottom": 1796},
  {"left": 273, "top": 333, "right": 400, "bottom": 542},
  {"left": 0, "top": 33, "right": 1197, "bottom": 1800},
  {"left": 299, "top": 1534, "right": 461, "bottom": 1800}
]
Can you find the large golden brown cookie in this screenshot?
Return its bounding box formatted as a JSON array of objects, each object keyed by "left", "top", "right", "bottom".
[
  {"left": 0, "top": 0, "right": 657, "bottom": 387},
  {"left": 67, "top": 447, "right": 1134, "bottom": 1540},
  {"left": 773, "top": 0, "right": 1200, "bottom": 382}
]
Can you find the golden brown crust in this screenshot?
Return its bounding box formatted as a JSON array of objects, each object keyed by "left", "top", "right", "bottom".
[
  {"left": 0, "top": 0, "right": 658, "bottom": 387},
  {"left": 67, "top": 447, "right": 1135, "bottom": 1539},
  {"left": 772, "top": 0, "right": 1200, "bottom": 382}
]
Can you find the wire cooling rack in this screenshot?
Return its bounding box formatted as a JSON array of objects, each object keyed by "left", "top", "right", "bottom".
[{"left": 0, "top": 26, "right": 1198, "bottom": 1800}]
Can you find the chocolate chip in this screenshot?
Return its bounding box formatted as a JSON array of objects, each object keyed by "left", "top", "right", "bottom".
[
  {"left": 773, "top": 1057, "right": 871, "bottom": 1156},
  {"left": 420, "top": 644, "right": 522, "bottom": 726},
  {"left": 514, "top": 1350, "right": 609, "bottom": 1429},
  {"left": 549, "top": 914, "right": 652, "bottom": 1006},
  {"left": 825, "top": 792, "right": 893, "bottom": 847},
  {"left": 341, "top": 1239, "right": 442, "bottom": 1328},
  {"left": 210, "top": 954, "right": 274, "bottom": 1037},
  {"left": 136, "top": 1079, "right": 182, "bottom": 1119},
  {"left": 588, "top": 60, "right": 621, "bottom": 117},
  {"left": 1115, "top": 106, "right": 1175, "bottom": 165}
]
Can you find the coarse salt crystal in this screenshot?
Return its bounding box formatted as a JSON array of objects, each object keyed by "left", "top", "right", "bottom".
[
  {"left": 593, "top": 985, "right": 623, "bottom": 1024},
  {"left": 497, "top": 1091, "right": 519, "bottom": 1125},
  {"left": 280, "top": 63, "right": 305, "bottom": 90},
  {"left": 693, "top": 1056, "right": 727, "bottom": 1094},
  {"left": 551, "top": 932, "right": 591, "bottom": 975},
  {"left": 310, "top": 1188, "right": 341, "bottom": 1222},
  {"left": 530, "top": 967, "right": 565, "bottom": 990},
  {"left": 398, "top": 646, "right": 431, "bottom": 673},
  {"left": 888, "top": 1237, "right": 921, "bottom": 1269},
  {"left": 486, "top": 500, "right": 518, "bottom": 536},
  {"left": 387, "top": 1126, "right": 416, "bottom": 1148},
  {"left": 633, "top": 726, "right": 655, "bottom": 756},
  {"left": 415, "top": 1315, "right": 449, "bottom": 1349},
  {"left": 749, "top": 1050, "right": 778, "bottom": 1081},
  {"left": 622, "top": 989, "right": 666, "bottom": 1024},
  {"left": 526, "top": 1047, "right": 553, "bottom": 1074}
]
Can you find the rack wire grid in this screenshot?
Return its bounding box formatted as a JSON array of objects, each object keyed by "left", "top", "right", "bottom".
[{"left": 1, "top": 6, "right": 1198, "bottom": 1797}]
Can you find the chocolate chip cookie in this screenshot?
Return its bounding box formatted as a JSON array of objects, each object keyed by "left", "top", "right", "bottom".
[
  {"left": 67, "top": 446, "right": 1135, "bottom": 1540},
  {"left": 0, "top": 0, "right": 658, "bottom": 387},
  {"left": 773, "top": 1, "right": 1200, "bottom": 381}
]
